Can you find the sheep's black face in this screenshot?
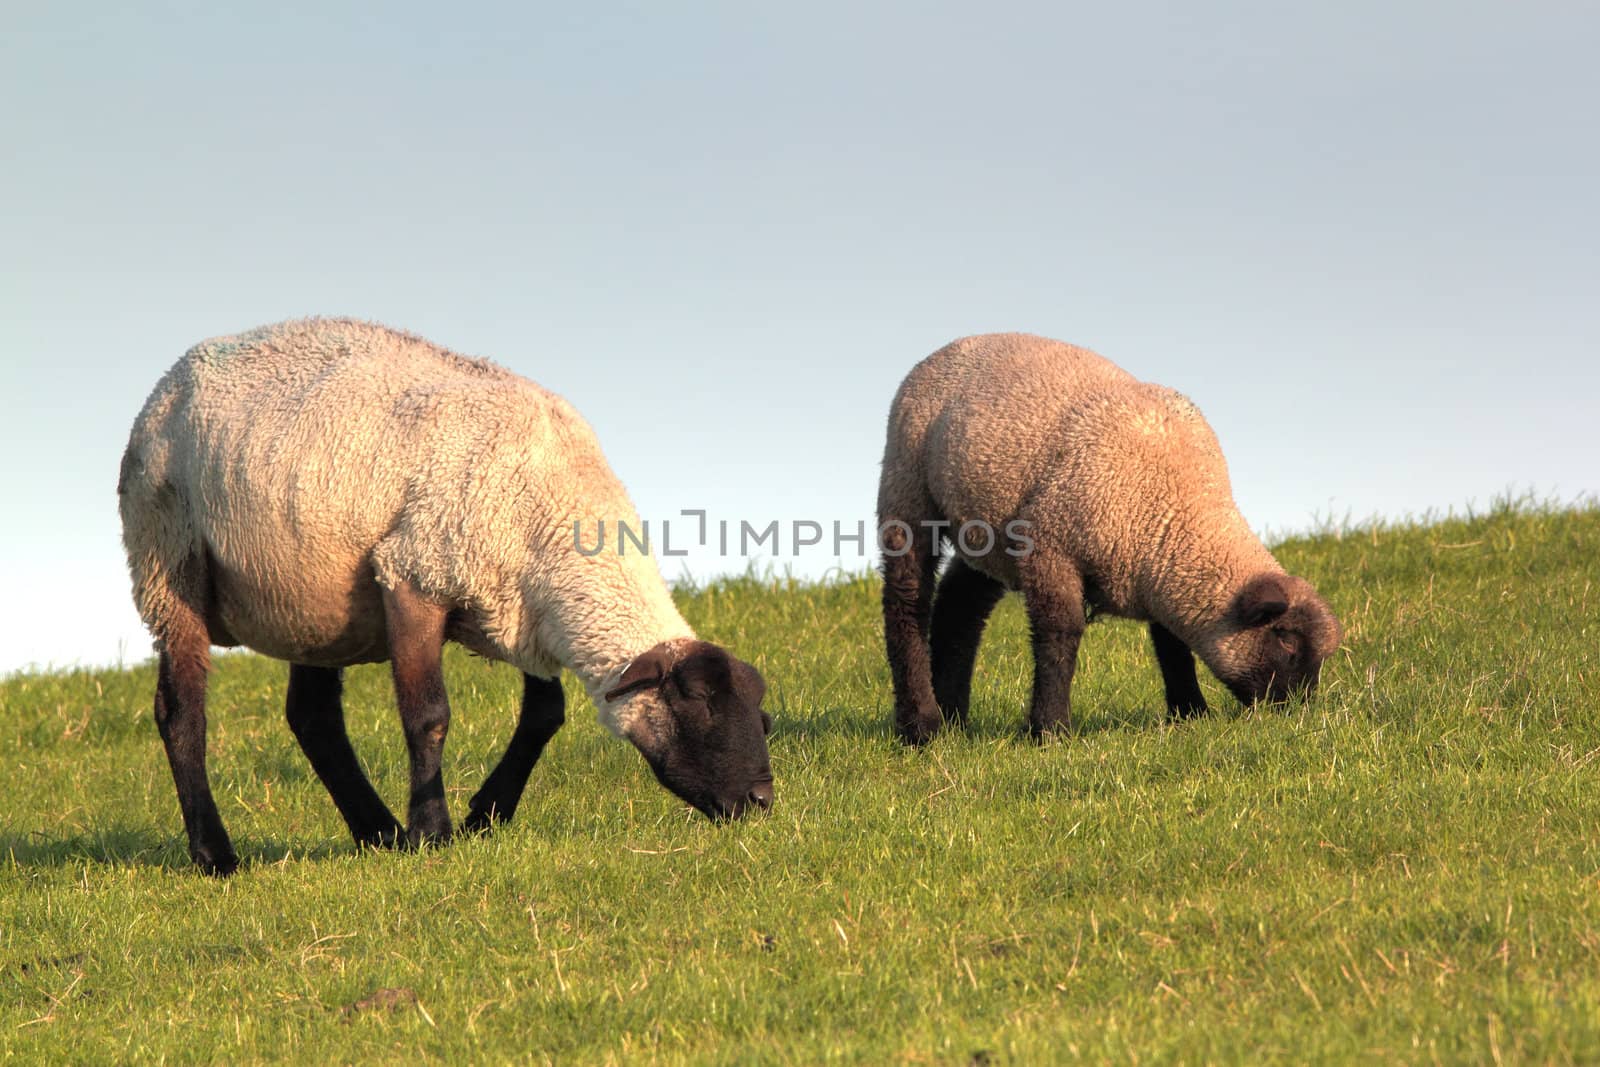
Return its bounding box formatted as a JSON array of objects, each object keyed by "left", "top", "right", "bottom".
[
  {"left": 1221, "top": 574, "right": 1342, "bottom": 705},
  {"left": 608, "top": 641, "right": 774, "bottom": 819}
]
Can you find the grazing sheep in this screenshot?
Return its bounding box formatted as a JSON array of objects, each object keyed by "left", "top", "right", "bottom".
[
  {"left": 877, "top": 333, "right": 1341, "bottom": 745},
  {"left": 119, "top": 318, "right": 774, "bottom": 875}
]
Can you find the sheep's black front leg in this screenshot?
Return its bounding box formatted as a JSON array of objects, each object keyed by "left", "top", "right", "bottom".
[
  {"left": 463, "top": 674, "right": 566, "bottom": 833},
  {"left": 153, "top": 610, "right": 237, "bottom": 876},
  {"left": 1150, "top": 622, "right": 1209, "bottom": 719},
  {"left": 1019, "top": 566, "right": 1087, "bottom": 739},
  {"left": 881, "top": 520, "right": 941, "bottom": 745},
  {"left": 381, "top": 581, "right": 453, "bottom": 846},
  {"left": 285, "top": 664, "right": 404, "bottom": 848},
  {"left": 929, "top": 559, "right": 1006, "bottom": 728}
]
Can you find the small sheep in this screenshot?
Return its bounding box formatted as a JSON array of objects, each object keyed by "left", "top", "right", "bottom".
[
  {"left": 877, "top": 333, "right": 1340, "bottom": 745},
  {"left": 119, "top": 318, "right": 774, "bottom": 875}
]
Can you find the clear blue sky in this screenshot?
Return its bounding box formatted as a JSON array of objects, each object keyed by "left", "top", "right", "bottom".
[{"left": 3, "top": 2, "right": 1596, "bottom": 674}]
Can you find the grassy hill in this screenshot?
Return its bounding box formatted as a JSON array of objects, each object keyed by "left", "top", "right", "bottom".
[{"left": 4, "top": 500, "right": 1598, "bottom": 1062}]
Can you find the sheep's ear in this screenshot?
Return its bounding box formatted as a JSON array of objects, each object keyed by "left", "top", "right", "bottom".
[
  {"left": 670, "top": 646, "right": 734, "bottom": 701},
  {"left": 1236, "top": 574, "right": 1291, "bottom": 628},
  {"left": 604, "top": 646, "right": 672, "bottom": 702}
]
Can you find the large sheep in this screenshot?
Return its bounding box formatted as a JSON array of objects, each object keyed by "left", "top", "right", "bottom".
[
  {"left": 119, "top": 318, "right": 773, "bottom": 875},
  {"left": 877, "top": 333, "right": 1340, "bottom": 745}
]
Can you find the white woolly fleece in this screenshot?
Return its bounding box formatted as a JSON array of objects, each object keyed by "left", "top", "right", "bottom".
[
  {"left": 118, "top": 318, "right": 694, "bottom": 735},
  {"left": 877, "top": 333, "right": 1286, "bottom": 650}
]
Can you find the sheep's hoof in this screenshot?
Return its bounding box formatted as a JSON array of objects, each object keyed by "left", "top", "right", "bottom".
[
  {"left": 895, "top": 712, "right": 943, "bottom": 747},
  {"left": 461, "top": 806, "right": 506, "bottom": 836},
  {"left": 353, "top": 824, "right": 405, "bottom": 851},
  {"left": 405, "top": 825, "right": 453, "bottom": 850},
  {"left": 1166, "top": 701, "right": 1209, "bottom": 721},
  {"left": 932, "top": 698, "right": 971, "bottom": 731},
  {"left": 1027, "top": 716, "right": 1072, "bottom": 743},
  {"left": 193, "top": 844, "right": 239, "bottom": 878}
]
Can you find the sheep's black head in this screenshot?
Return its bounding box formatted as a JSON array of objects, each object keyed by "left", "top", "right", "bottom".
[
  {"left": 1215, "top": 573, "right": 1341, "bottom": 705},
  {"left": 606, "top": 640, "right": 773, "bottom": 819}
]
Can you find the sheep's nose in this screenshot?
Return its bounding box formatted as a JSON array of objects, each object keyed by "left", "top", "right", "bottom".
[{"left": 748, "top": 780, "right": 774, "bottom": 811}]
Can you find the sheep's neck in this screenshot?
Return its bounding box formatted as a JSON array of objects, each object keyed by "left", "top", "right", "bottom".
[
  {"left": 1144, "top": 505, "right": 1281, "bottom": 641},
  {"left": 536, "top": 552, "right": 696, "bottom": 706}
]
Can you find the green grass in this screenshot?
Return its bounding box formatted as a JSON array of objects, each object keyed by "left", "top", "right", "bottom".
[{"left": 5, "top": 498, "right": 1599, "bottom": 1063}]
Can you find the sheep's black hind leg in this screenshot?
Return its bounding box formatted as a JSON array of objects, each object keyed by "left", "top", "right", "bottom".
[
  {"left": 463, "top": 674, "right": 566, "bottom": 833},
  {"left": 381, "top": 581, "right": 454, "bottom": 847},
  {"left": 929, "top": 559, "right": 1006, "bottom": 728},
  {"left": 285, "top": 665, "right": 404, "bottom": 848},
  {"left": 1019, "top": 563, "right": 1087, "bottom": 739},
  {"left": 152, "top": 600, "right": 237, "bottom": 876},
  {"left": 882, "top": 520, "right": 941, "bottom": 745},
  {"left": 1150, "top": 622, "right": 1208, "bottom": 720}
]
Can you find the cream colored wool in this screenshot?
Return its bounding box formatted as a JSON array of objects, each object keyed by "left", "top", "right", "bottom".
[
  {"left": 879, "top": 332, "right": 1337, "bottom": 678},
  {"left": 119, "top": 318, "right": 694, "bottom": 736}
]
